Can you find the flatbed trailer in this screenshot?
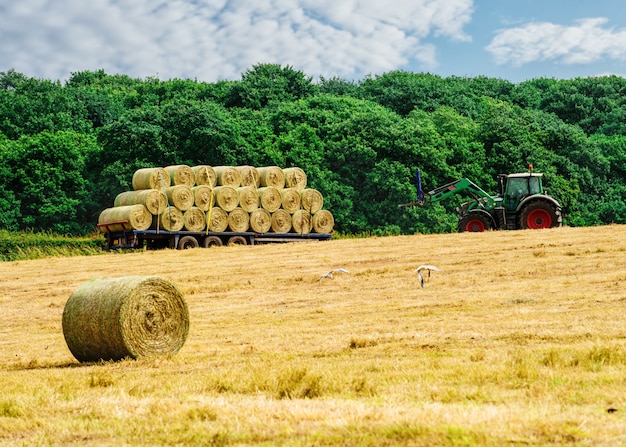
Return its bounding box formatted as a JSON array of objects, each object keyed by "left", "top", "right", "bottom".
[{"left": 99, "top": 224, "right": 332, "bottom": 250}]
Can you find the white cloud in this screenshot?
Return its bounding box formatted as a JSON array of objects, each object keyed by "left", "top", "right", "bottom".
[
  {"left": 0, "top": 0, "right": 473, "bottom": 82},
  {"left": 486, "top": 18, "right": 626, "bottom": 66}
]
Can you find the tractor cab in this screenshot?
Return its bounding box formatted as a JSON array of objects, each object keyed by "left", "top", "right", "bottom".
[{"left": 498, "top": 173, "right": 544, "bottom": 211}]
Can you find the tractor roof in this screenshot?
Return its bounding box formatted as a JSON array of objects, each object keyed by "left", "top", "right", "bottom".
[{"left": 501, "top": 173, "right": 543, "bottom": 178}]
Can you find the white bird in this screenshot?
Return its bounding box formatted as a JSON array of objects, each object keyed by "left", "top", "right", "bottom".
[
  {"left": 415, "top": 265, "right": 442, "bottom": 288},
  {"left": 319, "top": 268, "right": 350, "bottom": 285}
]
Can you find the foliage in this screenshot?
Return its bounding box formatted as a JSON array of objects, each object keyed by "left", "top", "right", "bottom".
[{"left": 1, "top": 66, "right": 626, "bottom": 237}]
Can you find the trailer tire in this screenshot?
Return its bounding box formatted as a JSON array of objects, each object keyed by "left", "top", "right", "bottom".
[
  {"left": 178, "top": 236, "right": 199, "bottom": 250},
  {"left": 458, "top": 213, "right": 492, "bottom": 233},
  {"left": 518, "top": 201, "right": 560, "bottom": 230},
  {"left": 203, "top": 236, "right": 223, "bottom": 248},
  {"left": 227, "top": 235, "right": 248, "bottom": 246}
]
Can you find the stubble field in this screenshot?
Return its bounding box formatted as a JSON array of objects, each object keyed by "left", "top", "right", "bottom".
[{"left": 1, "top": 225, "right": 625, "bottom": 446}]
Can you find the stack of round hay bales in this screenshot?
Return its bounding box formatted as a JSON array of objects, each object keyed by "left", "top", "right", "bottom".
[{"left": 97, "top": 164, "right": 335, "bottom": 236}]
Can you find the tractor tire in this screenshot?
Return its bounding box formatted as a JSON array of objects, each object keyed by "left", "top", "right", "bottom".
[
  {"left": 178, "top": 235, "right": 199, "bottom": 250},
  {"left": 518, "top": 201, "right": 561, "bottom": 230},
  {"left": 458, "top": 213, "right": 492, "bottom": 233},
  {"left": 203, "top": 235, "right": 223, "bottom": 248}
]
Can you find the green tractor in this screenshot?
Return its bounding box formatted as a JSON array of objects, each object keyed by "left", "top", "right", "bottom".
[{"left": 401, "top": 168, "right": 562, "bottom": 232}]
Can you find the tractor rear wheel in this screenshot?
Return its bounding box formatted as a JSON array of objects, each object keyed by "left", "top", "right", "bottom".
[
  {"left": 458, "top": 213, "right": 491, "bottom": 233},
  {"left": 518, "top": 202, "right": 560, "bottom": 229}
]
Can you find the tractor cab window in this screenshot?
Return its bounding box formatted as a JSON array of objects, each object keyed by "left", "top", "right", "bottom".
[
  {"left": 528, "top": 176, "right": 541, "bottom": 195},
  {"left": 505, "top": 177, "right": 530, "bottom": 210}
]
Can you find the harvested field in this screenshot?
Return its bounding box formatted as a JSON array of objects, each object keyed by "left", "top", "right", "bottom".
[{"left": 1, "top": 225, "right": 625, "bottom": 446}]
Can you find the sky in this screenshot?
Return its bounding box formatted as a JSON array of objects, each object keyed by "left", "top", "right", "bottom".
[{"left": 1, "top": 0, "right": 626, "bottom": 84}]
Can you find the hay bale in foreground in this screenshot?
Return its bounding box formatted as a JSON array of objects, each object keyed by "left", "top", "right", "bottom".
[
  {"left": 114, "top": 190, "right": 168, "bottom": 215},
  {"left": 132, "top": 168, "right": 171, "bottom": 191},
  {"left": 207, "top": 206, "right": 228, "bottom": 232},
  {"left": 98, "top": 205, "right": 152, "bottom": 232},
  {"left": 258, "top": 166, "right": 285, "bottom": 188},
  {"left": 164, "top": 165, "right": 195, "bottom": 187},
  {"left": 300, "top": 189, "right": 323, "bottom": 214},
  {"left": 283, "top": 167, "right": 307, "bottom": 191},
  {"left": 291, "top": 209, "right": 312, "bottom": 234},
  {"left": 271, "top": 209, "right": 292, "bottom": 233},
  {"left": 62, "top": 276, "right": 189, "bottom": 362},
  {"left": 192, "top": 165, "right": 217, "bottom": 187},
  {"left": 249, "top": 208, "right": 271, "bottom": 233},
  {"left": 312, "top": 209, "right": 334, "bottom": 234}
]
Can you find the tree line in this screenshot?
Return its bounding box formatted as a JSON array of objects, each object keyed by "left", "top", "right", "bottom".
[{"left": 1, "top": 64, "right": 625, "bottom": 236}]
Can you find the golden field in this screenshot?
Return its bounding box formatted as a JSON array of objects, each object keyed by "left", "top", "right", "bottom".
[{"left": 1, "top": 225, "right": 626, "bottom": 446}]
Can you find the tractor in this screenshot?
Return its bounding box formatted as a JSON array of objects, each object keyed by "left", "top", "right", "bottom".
[{"left": 400, "top": 167, "right": 562, "bottom": 232}]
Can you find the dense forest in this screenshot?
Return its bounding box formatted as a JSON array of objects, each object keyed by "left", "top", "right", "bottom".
[{"left": 1, "top": 64, "right": 626, "bottom": 236}]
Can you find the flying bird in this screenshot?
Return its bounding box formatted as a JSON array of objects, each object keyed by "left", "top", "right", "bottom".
[
  {"left": 319, "top": 268, "right": 350, "bottom": 285},
  {"left": 415, "top": 265, "right": 442, "bottom": 288}
]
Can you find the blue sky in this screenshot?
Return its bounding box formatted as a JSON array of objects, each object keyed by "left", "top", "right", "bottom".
[{"left": 1, "top": 0, "right": 625, "bottom": 84}]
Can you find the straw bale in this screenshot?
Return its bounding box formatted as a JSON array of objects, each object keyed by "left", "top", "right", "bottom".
[
  {"left": 258, "top": 166, "right": 285, "bottom": 188},
  {"left": 312, "top": 210, "right": 334, "bottom": 234},
  {"left": 192, "top": 185, "right": 214, "bottom": 211},
  {"left": 164, "top": 165, "right": 195, "bottom": 187},
  {"left": 153, "top": 207, "right": 184, "bottom": 232},
  {"left": 291, "top": 209, "right": 312, "bottom": 234},
  {"left": 280, "top": 188, "right": 301, "bottom": 214},
  {"left": 98, "top": 205, "right": 152, "bottom": 232},
  {"left": 237, "top": 165, "right": 260, "bottom": 187},
  {"left": 165, "top": 185, "right": 194, "bottom": 211},
  {"left": 214, "top": 166, "right": 241, "bottom": 187},
  {"left": 192, "top": 165, "right": 217, "bottom": 187},
  {"left": 207, "top": 206, "right": 228, "bottom": 232},
  {"left": 270, "top": 209, "right": 292, "bottom": 233},
  {"left": 258, "top": 186, "right": 282, "bottom": 212},
  {"left": 132, "top": 168, "right": 171, "bottom": 191},
  {"left": 227, "top": 207, "right": 250, "bottom": 232},
  {"left": 114, "top": 189, "right": 168, "bottom": 215},
  {"left": 300, "top": 188, "right": 324, "bottom": 214},
  {"left": 283, "top": 167, "right": 307, "bottom": 191},
  {"left": 237, "top": 186, "right": 259, "bottom": 213},
  {"left": 249, "top": 208, "right": 271, "bottom": 233},
  {"left": 62, "top": 276, "right": 189, "bottom": 362},
  {"left": 183, "top": 207, "right": 206, "bottom": 232},
  {"left": 213, "top": 186, "right": 239, "bottom": 212}
]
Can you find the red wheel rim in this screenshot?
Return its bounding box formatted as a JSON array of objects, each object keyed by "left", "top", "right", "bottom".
[
  {"left": 527, "top": 209, "right": 552, "bottom": 229},
  {"left": 466, "top": 219, "right": 485, "bottom": 232}
]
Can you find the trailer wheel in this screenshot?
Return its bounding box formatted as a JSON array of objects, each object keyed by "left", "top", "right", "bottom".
[
  {"left": 458, "top": 213, "right": 491, "bottom": 233},
  {"left": 203, "top": 236, "right": 223, "bottom": 248},
  {"left": 227, "top": 235, "right": 248, "bottom": 246},
  {"left": 178, "top": 236, "right": 199, "bottom": 250},
  {"left": 518, "top": 202, "right": 560, "bottom": 229}
]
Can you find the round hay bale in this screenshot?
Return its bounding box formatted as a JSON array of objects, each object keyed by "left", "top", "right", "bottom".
[
  {"left": 258, "top": 166, "right": 285, "bottom": 188},
  {"left": 132, "top": 168, "right": 171, "bottom": 191},
  {"left": 300, "top": 189, "right": 324, "bottom": 214},
  {"left": 237, "top": 165, "right": 260, "bottom": 187},
  {"left": 62, "top": 276, "right": 189, "bottom": 362},
  {"left": 192, "top": 165, "right": 217, "bottom": 187},
  {"left": 207, "top": 206, "right": 228, "bottom": 232},
  {"left": 237, "top": 186, "right": 259, "bottom": 213},
  {"left": 312, "top": 210, "right": 334, "bottom": 234},
  {"left": 258, "top": 186, "right": 282, "bottom": 212},
  {"left": 213, "top": 186, "right": 238, "bottom": 212},
  {"left": 98, "top": 205, "right": 152, "bottom": 233},
  {"left": 228, "top": 207, "right": 250, "bottom": 232},
  {"left": 283, "top": 167, "right": 307, "bottom": 191},
  {"left": 249, "top": 208, "right": 271, "bottom": 233},
  {"left": 114, "top": 190, "right": 168, "bottom": 215},
  {"left": 280, "top": 188, "right": 301, "bottom": 214},
  {"left": 183, "top": 207, "right": 206, "bottom": 231},
  {"left": 153, "top": 207, "right": 184, "bottom": 232},
  {"left": 164, "top": 165, "right": 195, "bottom": 187},
  {"left": 165, "top": 185, "right": 194, "bottom": 211},
  {"left": 214, "top": 166, "right": 241, "bottom": 187},
  {"left": 291, "top": 209, "right": 312, "bottom": 234},
  {"left": 192, "top": 185, "right": 214, "bottom": 211},
  {"left": 271, "top": 209, "right": 292, "bottom": 233}
]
